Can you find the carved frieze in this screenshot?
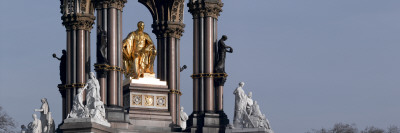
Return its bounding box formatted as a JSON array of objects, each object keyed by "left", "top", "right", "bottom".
[
  {"left": 128, "top": 92, "right": 168, "bottom": 109},
  {"left": 62, "top": 14, "right": 95, "bottom": 30},
  {"left": 188, "top": 0, "right": 223, "bottom": 19},
  {"left": 93, "top": 0, "right": 127, "bottom": 10}
]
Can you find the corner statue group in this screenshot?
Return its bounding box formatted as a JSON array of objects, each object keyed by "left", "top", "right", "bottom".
[{"left": 123, "top": 21, "right": 156, "bottom": 79}]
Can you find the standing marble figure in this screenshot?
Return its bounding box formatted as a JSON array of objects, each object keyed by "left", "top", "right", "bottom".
[
  {"left": 233, "top": 82, "right": 247, "bottom": 128},
  {"left": 30, "top": 114, "right": 42, "bottom": 133},
  {"left": 180, "top": 107, "right": 189, "bottom": 130},
  {"left": 34, "top": 98, "right": 50, "bottom": 132}
]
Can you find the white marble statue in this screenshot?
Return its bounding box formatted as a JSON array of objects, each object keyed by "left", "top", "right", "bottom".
[
  {"left": 233, "top": 82, "right": 247, "bottom": 128},
  {"left": 67, "top": 87, "right": 86, "bottom": 118},
  {"left": 34, "top": 98, "right": 49, "bottom": 132},
  {"left": 66, "top": 72, "right": 109, "bottom": 126},
  {"left": 180, "top": 106, "right": 188, "bottom": 130},
  {"left": 233, "top": 82, "right": 272, "bottom": 130},
  {"left": 30, "top": 114, "right": 42, "bottom": 133},
  {"left": 33, "top": 98, "right": 55, "bottom": 133},
  {"left": 86, "top": 72, "right": 101, "bottom": 110}
]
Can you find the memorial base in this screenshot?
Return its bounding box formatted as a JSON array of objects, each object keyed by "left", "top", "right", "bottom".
[
  {"left": 186, "top": 112, "right": 229, "bottom": 133},
  {"left": 225, "top": 127, "right": 274, "bottom": 133},
  {"left": 123, "top": 76, "right": 175, "bottom": 132},
  {"left": 60, "top": 118, "right": 113, "bottom": 133}
]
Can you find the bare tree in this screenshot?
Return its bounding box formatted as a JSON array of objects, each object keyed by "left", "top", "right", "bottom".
[
  {"left": 361, "top": 126, "right": 384, "bottom": 133},
  {"left": 307, "top": 123, "right": 399, "bottom": 133},
  {"left": 387, "top": 125, "right": 400, "bottom": 133},
  {"left": 0, "top": 105, "right": 16, "bottom": 132},
  {"left": 331, "top": 123, "right": 358, "bottom": 133}
]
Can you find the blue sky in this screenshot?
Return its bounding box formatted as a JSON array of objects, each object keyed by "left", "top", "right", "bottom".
[{"left": 1, "top": 0, "right": 399, "bottom": 133}]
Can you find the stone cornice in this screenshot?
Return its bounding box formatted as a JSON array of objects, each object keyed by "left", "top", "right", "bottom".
[
  {"left": 92, "top": 0, "right": 127, "bottom": 10},
  {"left": 152, "top": 21, "right": 185, "bottom": 39},
  {"left": 62, "top": 13, "right": 96, "bottom": 31},
  {"left": 188, "top": 1, "right": 223, "bottom": 19}
]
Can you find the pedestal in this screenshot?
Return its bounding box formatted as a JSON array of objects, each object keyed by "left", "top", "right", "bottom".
[
  {"left": 186, "top": 112, "right": 229, "bottom": 133},
  {"left": 225, "top": 127, "right": 274, "bottom": 133},
  {"left": 123, "top": 76, "right": 175, "bottom": 132},
  {"left": 60, "top": 118, "right": 114, "bottom": 133}
]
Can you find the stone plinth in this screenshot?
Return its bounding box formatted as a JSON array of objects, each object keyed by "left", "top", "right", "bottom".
[
  {"left": 60, "top": 119, "right": 114, "bottom": 133},
  {"left": 225, "top": 128, "right": 274, "bottom": 133},
  {"left": 123, "top": 77, "right": 173, "bottom": 132}
]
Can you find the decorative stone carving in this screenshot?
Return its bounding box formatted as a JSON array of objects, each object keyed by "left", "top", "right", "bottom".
[
  {"left": 34, "top": 98, "right": 55, "bottom": 133},
  {"left": 233, "top": 82, "right": 273, "bottom": 131},
  {"left": 93, "top": 0, "right": 127, "bottom": 10},
  {"left": 188, "top": 0, "right": 224, "bottom": 19},
  {"left": 52, "top": 50, "right": 67, "bottom": 84},
  {"left": 65, "top": 72, "right": 109, "bottom": 127},
  {"left": 62, "top": 14, "right": 95, "bottom": 31},
  {"left": 156, "top": 96, "right": 166, "bottom": 107},
  {"left": 132, "top": 94, "right": 142, "bottom": 106},
  {"left": 180, "top": 106, "right": 188, "bottom": 130},
  {"left": 144, "top": 95, "right": 154, "bottom": 106}
]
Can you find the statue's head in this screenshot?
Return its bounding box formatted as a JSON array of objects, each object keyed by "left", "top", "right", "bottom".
[
  {"left": 137, "top": 21, "right": 145, "bottom": 32},
  {"left": 248, "top": 92, "right": 252, "bottom": 98},
  {"left": 239, "top": 82, "right": 245, "bottom": 87},
  {"left": 222, "top": 35, "right": 228, "bottom": 41},
  {"left": 62, "top": 49, "right": 66, "bottom": 54},
  {"left": 32, "top": 114, "right": 37, "bottom": 119},
  {"left": 181, "top": 106, "right": 184, "bottom": 111},
  {"left": 90, "top": 72, "right": 95, "bottom": 79},
  {"left": 41, "top": 98, "right": 47, "bottom": 103}
]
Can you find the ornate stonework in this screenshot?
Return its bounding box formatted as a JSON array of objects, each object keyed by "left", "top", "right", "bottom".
[
  {"left": 152, "top": 22, "right": 185, "bottom": 39},
  {"left": 188, "top": 0, "right": 223, "bottom": 19},
  {"left": 144, "top": 95, "right": 154, "bottom": 106},
  {"left": 139, "top": 0, "right": 186, "bottom": 39},
  {"left": 156, "top": 96, "right": 167, "bottom": 107},
  {"left": 132, "top": 94, "right": 142, "bottom": 106},
  {"left": 62, "top": 14, "right": 95, "bottom": 31},
  {"left": 93, "top": 0, "right": 127, "bottom": 10}
]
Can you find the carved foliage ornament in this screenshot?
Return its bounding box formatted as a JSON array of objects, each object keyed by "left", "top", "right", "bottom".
[
  {"left": 62, "top": 14, "right": 95, "bottom": 30},
  {"left": 171, "top": 0, "right": 185, "bottom": 22},
  {"left": 152, "top": 22, "right": 185, "bottom": 39},
  {"left": 93, "top": 0, "right": 127, "bottom": 10},
  {"left": 188, "top": 1, "right": 223, "bottom": 18}
]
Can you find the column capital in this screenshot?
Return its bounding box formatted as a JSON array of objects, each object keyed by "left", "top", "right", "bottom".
[
  {"left": 62, "top": 13, "right": 95, "bottom": 30},
  {"left": 93, "top": 0, "right": 127, "bottom": 10},
  {"left": 188, "top": 1, "right": 223, "bottom": 19},
  {"left": 152, "top": 22, "right": 185, "bottom": 39}
]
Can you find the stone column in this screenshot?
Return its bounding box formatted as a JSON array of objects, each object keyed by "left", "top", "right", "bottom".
[
  {"left": 93, "top": 0, "right": 127, "bottom": 124},
  {"left": 152, "top": 22, "right": 185, "bottom": 126},
  {"left": 94, "top": 4, "right": 108, "bottom": 104},
  {"left": 61, "top": 12, "right": 95, "bottom": 121},
  {"left": 139, "top": 0, "right": 185, "bottom": 127},
  {"left": 187, "top": 0, "right": 225, "bottom": 132}
]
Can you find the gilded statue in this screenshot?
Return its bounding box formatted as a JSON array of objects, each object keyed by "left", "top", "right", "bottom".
[{"left": 122, "top": 21, "right": 156, "bottom": 79}]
